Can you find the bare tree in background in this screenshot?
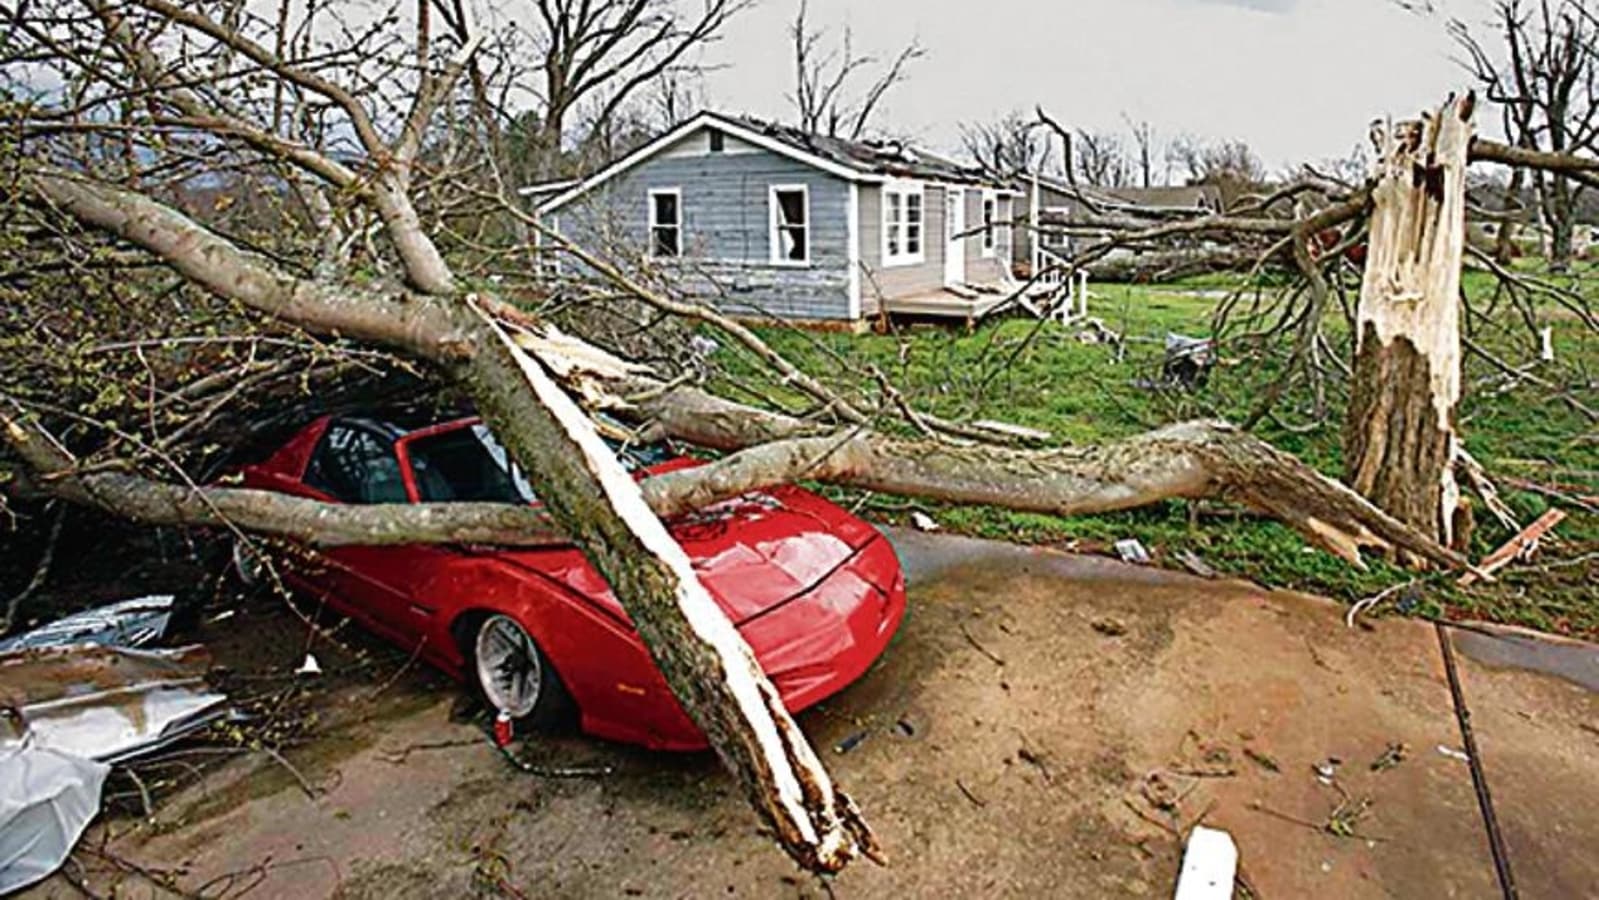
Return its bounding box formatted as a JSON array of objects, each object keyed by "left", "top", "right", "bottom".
[
  {"left": 1451, "top": 0, "right": 1599, "bottom": 269},
  {"left": 1167, "top": 135, "right": 1266, "bottom": 206},
  {"left": 960, "top": 111, "right": 1049, "bottom": 180},
  {"left": 1072, "top": 129, "right": 1133, "bottom": 188},
  {"left": 788, "top": 0, "right": 924, "bottom": 140},
  {"left": 513, "top": 0, "right": 752, "bottom": 177},
  {"left": 1124, "top": 115, "right": 1158, "bottom": 188}
]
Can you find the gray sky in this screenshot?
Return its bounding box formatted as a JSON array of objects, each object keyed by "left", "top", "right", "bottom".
[{"left": 699, "top": 0, "right": 1498, "bottom": 174}]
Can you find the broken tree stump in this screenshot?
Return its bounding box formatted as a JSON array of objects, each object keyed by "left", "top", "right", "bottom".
[{"left": 1344, "top": 94, "right": 1475, "bottom": 559}]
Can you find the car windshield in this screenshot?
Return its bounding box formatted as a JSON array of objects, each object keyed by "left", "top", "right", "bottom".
[{"left": 406, "top": 423, "right": 672, "bottom": 504}]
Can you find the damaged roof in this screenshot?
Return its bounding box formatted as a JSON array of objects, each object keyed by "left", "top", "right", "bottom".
[
  {"left": 538, "top": 110, "right": 1012, "bottom": 214},
  {"left": 700, "top": 111, "right": 997, "bottom": 186}
]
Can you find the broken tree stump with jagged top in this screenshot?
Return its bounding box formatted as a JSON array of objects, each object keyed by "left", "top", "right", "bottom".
[{"left": 1345, "top": 94, "right": 1475, "bottom": 558}]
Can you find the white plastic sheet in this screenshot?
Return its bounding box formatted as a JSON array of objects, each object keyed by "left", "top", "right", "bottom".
[{"left": 0, "top": 743, "right": 109, "bottom": 893}]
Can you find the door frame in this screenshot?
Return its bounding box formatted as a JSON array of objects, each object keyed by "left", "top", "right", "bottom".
[{"left": 944, "top": 187, "right": 966, "bottom": 287}]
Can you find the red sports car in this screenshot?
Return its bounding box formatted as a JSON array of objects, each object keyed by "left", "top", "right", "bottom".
[{"left": 229, "top": 413, "right": 907, "bottom": 750}]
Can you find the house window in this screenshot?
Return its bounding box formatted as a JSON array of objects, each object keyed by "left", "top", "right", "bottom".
[
  {"left": 709, "top": 131, "right": 725, "bottom": 153},
  {"left": 769, "top": 185, "right": 809, "bottom": 264},
  {"left": 648, "top": 188, "right": 681, "bottom": 258},
  {"left": 882, "top": 184, "right": 924, "bottom": 266},
  {"left": 981, "top": 193, "right": 997, "bottom": 256}
]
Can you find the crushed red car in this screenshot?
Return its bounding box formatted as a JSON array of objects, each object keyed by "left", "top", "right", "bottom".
[{"left": 229, "top": 413, "right": 907, "bottom": 750}]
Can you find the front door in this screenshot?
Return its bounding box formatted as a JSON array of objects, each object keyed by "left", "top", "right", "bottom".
[{"left": 944, "top": 188, "right": 966, "bottom": 287}]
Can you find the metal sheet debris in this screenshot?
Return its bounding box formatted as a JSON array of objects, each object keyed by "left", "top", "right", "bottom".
[
  {"left": 0, "top": 594, "right": 175, "bottom": 652},
  {"left": 1, "top": 644, "right": 228, "bottom": 764}
]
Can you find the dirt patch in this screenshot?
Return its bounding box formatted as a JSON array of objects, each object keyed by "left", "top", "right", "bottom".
[{"left": 31, "top": 535, "right": 1599, "bottom": 899}]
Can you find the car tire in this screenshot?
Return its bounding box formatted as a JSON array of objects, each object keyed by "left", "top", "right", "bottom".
[{"left": 471, "top": 614, "right": 573, "bottom": 731}]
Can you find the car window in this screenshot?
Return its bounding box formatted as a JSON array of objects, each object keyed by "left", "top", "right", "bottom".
[
  {"left": 405, "top": 423, "right": 674, "bottom": 504},
  {"left": 408, "top": 425, "right": 536, "bottom": 504},
  {"left": 305, "top": 423, "right": 408, "bottom": 504}
]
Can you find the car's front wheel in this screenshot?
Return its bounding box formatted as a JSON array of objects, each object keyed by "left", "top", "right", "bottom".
[{"left": 472, "top": 614, "right": 571, "bottom": 729}]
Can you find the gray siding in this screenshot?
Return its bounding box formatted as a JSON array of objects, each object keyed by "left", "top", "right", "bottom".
[
  {"left": 859, "top": 184, "right": 947, "bottom": 303},
  {"left": 963, "top": 191, "right": 1013, "bottom": 284},
  {"left": 555, "top": 140, "right": 855, "bottom": 321}
]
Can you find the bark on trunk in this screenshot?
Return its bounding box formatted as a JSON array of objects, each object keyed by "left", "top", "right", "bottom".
[
  {"left": 467, "top": 311, "right": 879, "bottom": 872},
  {"left": 1344, "top": 95, "right": 1474, "bottom": 556}
]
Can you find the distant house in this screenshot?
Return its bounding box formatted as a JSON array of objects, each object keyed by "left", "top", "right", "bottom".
[
  {"left": 534, "top": 111, "right": 1022, "bottom": 327},
  {"left": 1099, "top": 185, "right": 1225, "bottom": 216},
  {"left": 1011, "top": 175, "right": 1224, "bottom": 273}
]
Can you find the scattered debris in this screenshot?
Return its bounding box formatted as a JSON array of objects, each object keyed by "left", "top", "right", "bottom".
[
  {"left": 960, "top": 623, "right": 1005, "bottom": 666},
  {"left": 1459, "top": 508, "right": 1567, "bottom": 586},
  {"left": 1174, "top": 550, "right": 1217, "bottom": 578},
  {"left": 1437, "top": 745, "right": 1471, "bottom": 764},
  {"left": 1139, "top": 771, "right": 1182, "bottom": 812},
  {"left": 1173, "top": 826, "right": 1238, "bottom": 900},
  {"left": 892, "top": 716, "right": 917, "bottom": 738},
  {"left": 297, "top": 653, "right": 323, "bottom": 676},
  {"left": 1243, "top": 747, "right": 1280, "bottom": 774},
  {"left": 0, "top": 594, "right": 175, "bottom": 652},
  {"left": 0, "top": 644, "right": 232, "bottom": 891},
  {"left": 1114, "top": 538, "right": 1151, "bottom": 564},
  {"left": 955, "top": 778, "right": 986, "bottom": 808},
  {"left": 0, "top": 742, "right": 110, "bottom": 893},
  {"left": 1162, "top": 333, "right": 1217, "bottom": 390},
  {"left": 909, "top": 511, "right": 940, "bottom": 532},
  {"left": 1324, "top": 791, "right": 1374, "bottom": 838},
  {"left": 1345, "top": 580, "right": 1419, "bottom": 629},
  {"left": 834, "top": 731, "right": 869, "bottom": 755},
  {"left": 2, "top": 644, "right": 230, "bottom": 764},
  {"left": 1073, "top": 318, "right": 1121, "bottom": 345},
  {"left": 1369, "top": 742, "right": 1408, "bottom": 773},
  {"left": 1312, "top": 757, "right": 1342, "bottom": 785},
  {"left": 1091, "top": 617, "right": 1128, "bottom": 637},
  {"left": 1016, "top": 746, "right": 1052, "bottom": 784}
]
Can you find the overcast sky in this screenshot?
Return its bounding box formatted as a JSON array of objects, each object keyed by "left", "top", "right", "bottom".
[{"left": 697, "top": 0, "right": 1499, "bottom": 175}]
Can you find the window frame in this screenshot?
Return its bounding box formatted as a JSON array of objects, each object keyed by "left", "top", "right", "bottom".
[
  {"left": 980, "top": 192, "right": 998, "bottom": 257},
  {"left": 304, "top": 421, "right": 407, "bottom": 505},
  {"left": 647, "top": 187, "right": 683, "bottom": 259},
  {"left": 881, "top": 181, "right": 925, "bottom": 268},
  {"left": 767, "top": 183, "right": 811, "bottom": 266}
]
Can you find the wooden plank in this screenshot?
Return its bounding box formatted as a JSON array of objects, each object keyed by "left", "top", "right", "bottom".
[{"left": 1457, "top": 508, "right": 1566, "bottom": 586}]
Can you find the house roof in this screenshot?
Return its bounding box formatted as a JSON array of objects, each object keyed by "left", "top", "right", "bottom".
[{"left": 537, "top": 110, "right": 1014, "bottom": 215}]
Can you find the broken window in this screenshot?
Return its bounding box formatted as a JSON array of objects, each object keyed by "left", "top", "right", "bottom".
[
  {"left": 770, "top": 186, "right": 809, "bottom": 263},
  {"left": 306, "top": 424, "right": 407, "bottom": 504},
  {"left": 649, "top": 189, "right": 681, "bottom": 258},
  {"left": 883, "top": 184, "right": 923, "bottom": 265}
]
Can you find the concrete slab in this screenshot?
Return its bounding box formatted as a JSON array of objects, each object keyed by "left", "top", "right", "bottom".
[{"left": 26, "top": 531, "right": 1599, "bottom": 898}]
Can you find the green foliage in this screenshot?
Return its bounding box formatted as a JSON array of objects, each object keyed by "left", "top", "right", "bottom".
[{"left": 724, "top": 270, "right": 1599, "bottom": 635}]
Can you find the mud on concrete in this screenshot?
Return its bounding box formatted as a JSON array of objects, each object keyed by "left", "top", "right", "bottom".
[{"left": 28, "top": 530, "right": 1599, "bottom": 898}]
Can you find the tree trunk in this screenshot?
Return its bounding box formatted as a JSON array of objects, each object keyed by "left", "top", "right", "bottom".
[
  {"left": 1344, "top": 95, "right": 1474, "bottom": 555},
  {"left": 1493, "top": 166, "right": 1523, "bottom": 265}
]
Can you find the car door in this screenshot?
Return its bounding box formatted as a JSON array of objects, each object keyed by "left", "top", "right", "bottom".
[{"left": 302, "top": 422, "right": 447, "bottom": 649}]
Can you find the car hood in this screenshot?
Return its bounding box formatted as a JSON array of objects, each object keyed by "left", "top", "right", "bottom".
[{"left": 496, "top": 490, "right": 878, "bottom": 626}]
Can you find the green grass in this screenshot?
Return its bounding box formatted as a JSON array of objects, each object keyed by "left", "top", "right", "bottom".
[{"left": 712, "top": 264, "right": 1599, "bottom": 635}]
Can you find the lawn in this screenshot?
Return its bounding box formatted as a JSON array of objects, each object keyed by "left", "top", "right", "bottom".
[{"left": 709, "top": 263, "right": 1599, "bottom": 635}]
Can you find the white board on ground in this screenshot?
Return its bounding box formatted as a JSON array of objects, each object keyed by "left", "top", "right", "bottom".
[{"left": 1173, "top": 825, "right": 1237, "bottom": 900}]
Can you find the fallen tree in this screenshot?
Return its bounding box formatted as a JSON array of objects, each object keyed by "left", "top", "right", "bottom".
[{"left": 3, "top": 1, "right": 1595, "bottom": 880}]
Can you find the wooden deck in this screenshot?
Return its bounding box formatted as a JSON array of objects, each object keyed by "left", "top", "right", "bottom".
[{"left": 880, "top": 284, "right": 1017, "bottom": 321}]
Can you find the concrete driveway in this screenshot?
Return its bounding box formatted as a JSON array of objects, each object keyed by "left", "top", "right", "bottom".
[{"left": 27, "top": 530, "right": 1599, "bottom": 898}]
